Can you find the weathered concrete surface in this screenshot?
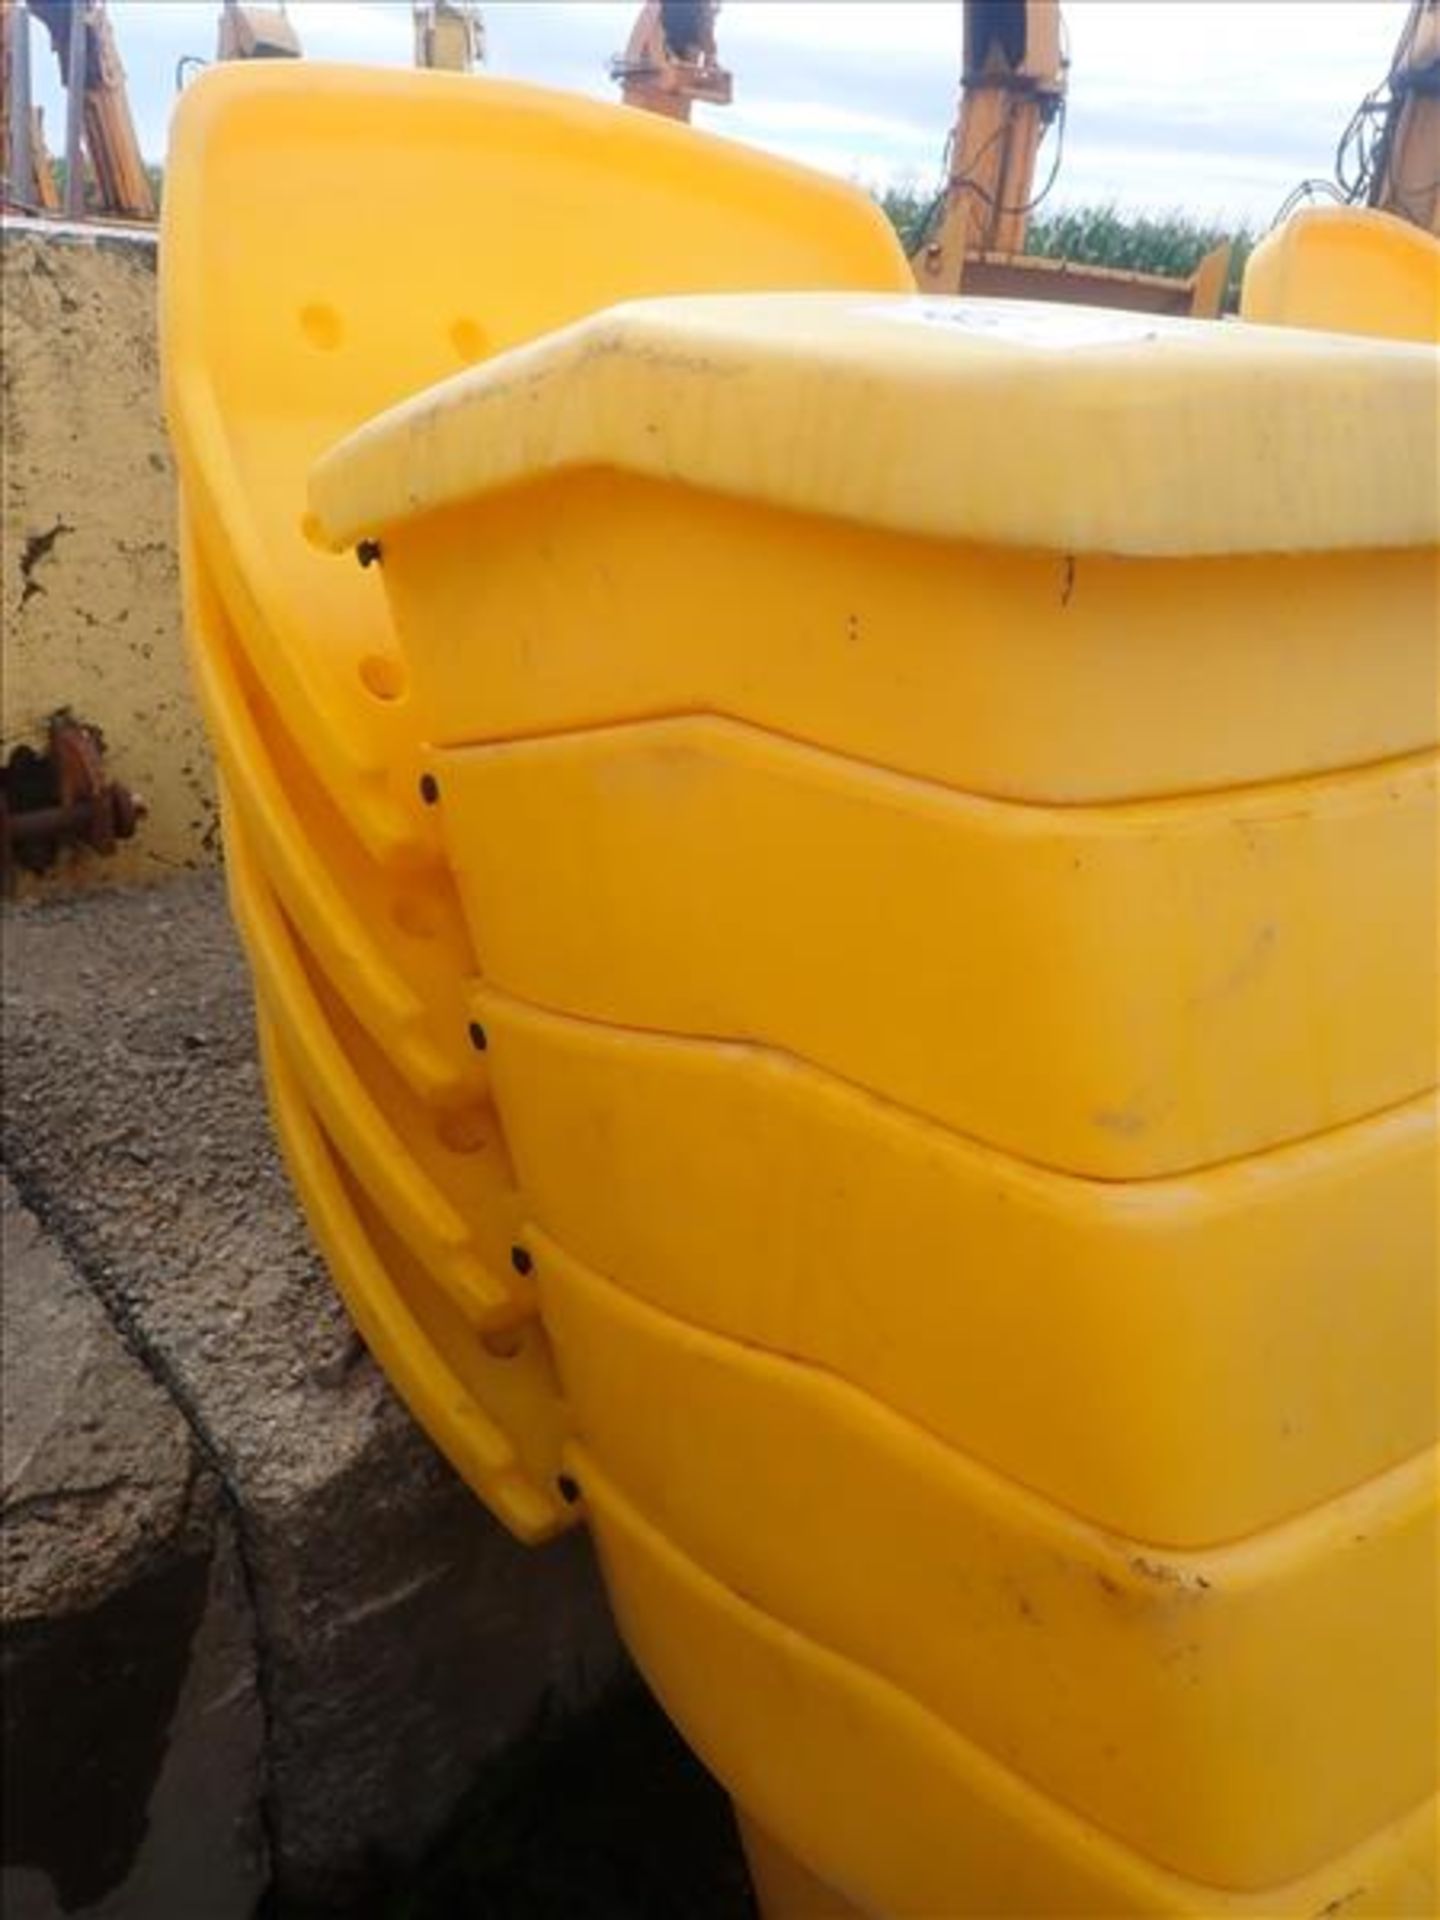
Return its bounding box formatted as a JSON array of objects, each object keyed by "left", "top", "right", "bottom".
[
  {"left": 1, "top": 1177, "right": 266, "bottom": 1919},
  {"left": 0, "top": 222, "right": 216, "bottom": 891},
  {"left": 2, "top": 1178, "right": 199, "bottom": 1620},
  {"left": 1, "top": 875, "right": 622, "bottom": 1911}
]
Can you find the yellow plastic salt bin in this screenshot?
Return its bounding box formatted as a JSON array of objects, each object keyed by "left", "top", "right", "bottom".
[
  {"left": 312, "top": 293, "right": 1439, "bottom": 1917},
  {"left": 1242, "top": 204, "right": 1440, "bottom": 344},
  {"left": 160, "top": 64, "right": 911, "bottom": 1535}
]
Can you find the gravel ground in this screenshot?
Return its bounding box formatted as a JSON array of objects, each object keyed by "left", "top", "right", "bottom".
[
  {"left": 0, "top": 875, "right": 368, "bottom": 1487},
  {"left": 1, "top": 873, "right": 755, "bottom": 1917}
]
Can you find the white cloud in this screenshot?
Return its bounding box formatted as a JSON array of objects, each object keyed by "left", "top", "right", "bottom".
[
  {"left": 726, "top": 95, "right": 929, "bottom": 141},
  {"left": 15, "top": 0, "right": 1414, "bottom": 227},
  {"left": 726, "top": 1, "right": 960, "bottom": 57}
]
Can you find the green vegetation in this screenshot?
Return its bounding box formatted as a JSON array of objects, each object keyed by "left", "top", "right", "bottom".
[
  {"left": 1026, "top": 205, "right": 1254, "bottom": 305},
  {"left": 877, "top": 185, "right": 1254, "bottom": 307},
  {"left": 877, "top": 182, "right": 941, "bottom": 255}
]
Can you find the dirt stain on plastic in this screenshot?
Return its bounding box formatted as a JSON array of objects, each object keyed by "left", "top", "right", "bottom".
[{"left": 1314, "top": 1891, "right": 1366, "bottom": 1918}]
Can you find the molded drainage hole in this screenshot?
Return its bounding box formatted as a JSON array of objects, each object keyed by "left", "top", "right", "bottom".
[
  {"left": 299, "top": 303, "right": 343, "bottom": 350},
  {"left": 450, "top": 317, "right": 487, "bottom": 363},
  {"left": 391, "top": 894, "right": 441, "bottom": 940},
  {"left": 359, "top": 653, "right": 406, "bottom": 701},
  {"left": 437, "top": 1109, "right": 489, "bottom": 1154}
]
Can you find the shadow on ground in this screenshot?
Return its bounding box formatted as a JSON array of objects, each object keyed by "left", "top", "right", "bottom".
[{"left": 268, "top": 1675, "right": 757, "bottom": 1920}]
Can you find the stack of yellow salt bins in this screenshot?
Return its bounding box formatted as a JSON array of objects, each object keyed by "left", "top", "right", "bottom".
[
  {"left": 164, "top": 66, "right": 1439, "bottom": 1920},
  {"left": 1241, "top": 203, "right": 1440, "bottom": 346}
]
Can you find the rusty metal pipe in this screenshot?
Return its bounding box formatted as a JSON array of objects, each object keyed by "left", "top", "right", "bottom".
[{"left": 1, "top": 713, "right": 144, "bottom": 882}]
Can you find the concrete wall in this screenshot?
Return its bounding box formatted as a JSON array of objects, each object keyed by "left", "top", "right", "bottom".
[
  {"left": 1, "top": 224, "right": 625, "bottom": 1911},
  {"left": 1, "top": 221, "right": 217, "bottom": 890},
  {"left": 1, "top": 1176, "right": 267, "bottom": 1920},
  {"left": 2, "top": 876, "right": 623, "bottom": 1915}
]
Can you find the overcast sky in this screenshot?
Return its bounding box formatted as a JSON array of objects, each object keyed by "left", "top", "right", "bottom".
[{"left": 22, "top": 1, "right": 1412, "bottom": 228}]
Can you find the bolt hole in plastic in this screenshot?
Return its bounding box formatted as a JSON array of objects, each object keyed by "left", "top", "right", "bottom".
[
  {"left": 358, "top": 653, "right": 407, "bottom": 701},
  {"left": 556, "top": 1474, "right": 582, "bottom": 1505},
  {"left": 390, "top": 893, "right": 441, "bottom": 941},
  {"left": 436, "top": 1108, "right": 489, "bottom": 1155},
  {"left": 482, "top": 1327, "right": 526, "bottom": 1360},
  {"left": 467, "top": 1020, "right": 487, "bottom": 1052},
  {"left": 299, "top": 302, "right": 344, "bottom": 351},
  {"left": 419, "top": 774, "right": 440, "bottom": 806},
  {"left": 510, "top": 1245, "right": 533, "bottom": 1276},
  {"left": 450, "top": 316, "right": 487, "bottom": 364}
]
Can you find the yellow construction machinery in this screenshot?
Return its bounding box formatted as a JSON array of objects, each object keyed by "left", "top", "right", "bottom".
[
  {"left": 919, "top": 0, "right": 1068, "bottom": 265},
  {"left": 2, "top": 3, "right": 60, "bottom": 211},
  {"left": 414, "top": 2, "right": 485, "bottom": 74},
  {"left": 1370, "top": 0, "right": 1440, "bottom": 231},
  {"left": 213, "top": 3, "right": 486, "bottom": 76},
  {"left": 1276, "top": 0, "right": 1440, "bottom": 233},
  {"left": 611, "top": 1, "right": 731, "bottom": 122},
  {"left": 911, "top": 0, "right": 1229, "bottom": 315},
  {"left": 1243, "top": 0, "right": 1440, "bottom": 345},
  {"left": 1, "top": 0, "right": 153, "bottom": 220},
  {"left": 216, "top": 4, "right": 301, "bottom": 62}
]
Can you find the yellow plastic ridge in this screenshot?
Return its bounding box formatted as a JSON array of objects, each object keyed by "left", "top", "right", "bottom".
[
  {"left": 536, "top": 1228, "right": 1436, "bottom": 1888},
  {"left": 477, "top": 982, "right": 1436, "bottom": 1546},
  {"left": 179, "top": 525, "right": 468, "bottom": 1102},
  {"left": 222, "top": 799, "right": 522, "bottom": 1327},
  {"left": 579, "top": 1447, "right": 1438, "bottom": 1918},
  {"left": 312, "top": 291, "right": 1440, "bottom": 559},
  {"left": 369, "top": 470, "right": 1440, "bottom": 806},
  {"left": 433, "top": 716, "right": 1437, "bottom": 1180},
  {"left": 255, "top": 1012, "right": 568, "bottom": 1542}
]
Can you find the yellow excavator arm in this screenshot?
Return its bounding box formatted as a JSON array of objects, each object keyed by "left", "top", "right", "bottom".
[
  {"left": 1369, "top": 0, "right": 1440, "bottom": 232},
  {"left": 215, "top": 2, "right": 301, "bottom": 61},
  {"left": 26, "top": 0, "right": 154, "bottom": 219},
  {"left": 2, "top": 3, "right": 61, "bottom": 210},
  {"left": 912, "top": 0, "right": 1065, "bottom": 287},
  {"left": 911, "top": 2, "right": 1228, "bottom": 314},
  {"left": 611, "top": 1, "right": 732, "bottom": 122},
  {"left": 414, "top": 2, "right": 485, "bottom": 74}
]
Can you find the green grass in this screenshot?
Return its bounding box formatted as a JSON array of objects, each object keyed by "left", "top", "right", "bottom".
[{"left": 1026, "top": 205, "right": 1254, "bottom": 305}]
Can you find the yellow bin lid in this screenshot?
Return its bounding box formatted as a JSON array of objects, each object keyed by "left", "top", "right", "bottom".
[
  {"left": 1242, "top": 206, "right": 1440, "bottom": 346},
  {"left": 312, "top": 293, "right": 1440, "bottom": 559}
]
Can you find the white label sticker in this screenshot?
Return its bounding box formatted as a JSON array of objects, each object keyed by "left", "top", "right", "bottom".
[{"left": 863, "top": 299, "right": 1165, "bottom": 350}]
